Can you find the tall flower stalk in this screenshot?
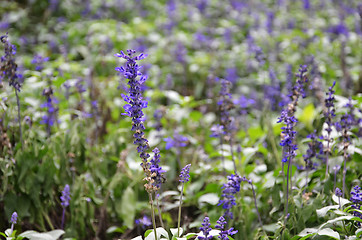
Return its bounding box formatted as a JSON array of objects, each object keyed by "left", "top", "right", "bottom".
[
  {"left": 324, "top": 81, "right": 336, "bottom": 176},
  {"left": 215, "top": 78, "right": 237, "bottom": 173},
  {"left": 40, "top": 86, "right": 59, "bottom": 137},
  {"left": 0, "top": 34, "right": 23, "bottom": 147},
  {"left": 115, "top": 49, "right": 158, "bottom": 239},
  {"left": 60, "top": 184, "right": 70, "bottom": 229},
  {"left": 336, "top": 112, "right": 352, "bottom": 197},
  {"left": 278, "top": 65, "right": 308, "bottom": 222},
  {"left": 177, "top": 164, "right": 191, "bottom": 237},
  {"left": 303, "top": 132, "right": 323, "bottom": 191},
  {"left": 218, "top": 174, "right": 242, "bottom": 219},
  {"left": 10, "top": 211, "right": 17, "bottom": 234}
]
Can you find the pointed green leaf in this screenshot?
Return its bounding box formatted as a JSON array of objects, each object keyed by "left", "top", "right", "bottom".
[{"left": 318, "top": 228, "right": 340, "bottom": 239}]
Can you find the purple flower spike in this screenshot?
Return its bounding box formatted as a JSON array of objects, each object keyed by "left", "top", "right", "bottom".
[
  {"left": 179, "top": 164, "right": 191, "bottom": 183},
  {"left": 218, "top": 174, "right": 242, "bottom": 219},
  {"left": 277, "top": 110, "right": 298, "bottom": 163},
  {"left": 164, "top": 131, "right": 188, "bottom": 150},
  {"left": 198, "top": 216, "right": 212, "bottom": 240},
  {"left": 135, "top": 215, "right": 152, "bottom": 229},
  {"left": 31, "top": 54, "right": 49, "bottom": 71},
  {"left": 210, "top": 124, "right": 225, "bottom": 138},
  {"left": 215, "top": 216, "right": 238, "bottom": 240},
  {"left": 149, "top": 148, "right": 166, "bottom": 189},
  {"left": 61, "top": 184, "right": 71, "bottom": 207},
  {"left": 0, "top": 33, "right": 23, "bottom": 92},
  {"left": 350, "top": 185, "right": 362, "bottom": 225},
  {"left": 116, "top": 49, "right": 150, "bottom": 166},
  {"left": 10, "top": 212, "right": 17, "bottom": 224}
]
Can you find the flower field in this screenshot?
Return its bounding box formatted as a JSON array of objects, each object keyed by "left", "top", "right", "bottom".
[{"left": 0, "top": 0, "right": 361, "bottom": 239}]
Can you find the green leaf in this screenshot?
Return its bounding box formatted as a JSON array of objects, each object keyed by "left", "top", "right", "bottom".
[
  {"left": 298, "top": 103, "right": 316, "bottom": 127},
  {"left": 332, "top": 194, "right": 350, "bottom": 207},
  {"left": 316, "top": 205, "right": 339, "bottom": 217},
  {"left": 318, "top": 228, "right": 340, "bottom": 239},
  {"left": 262, "top": 223, "right": 279, "bottom": 232},
  {"left": 198, "top": 193, "right": 219, "bottom": 206},
  {"left": 118, "top": 186, "right": 136, "bottom": 229},
  {"left": 18, "top": 230, "right": 65, "bottom": 240},
  {"left": 185, "top": 233, "right": 197, "bottom": 239},
  {"left": 319, "top": 215, "right": 362, "bottom": 229},
  {"left": 356, "top": 228, "right": 362, "bottom": 237},
  {"left": 170, "top": 228, "right": 183, "bottom": 237},
  {"left": 145, "top": 227, "right": 169, "bottom": 240},
  {"left": 297, "top": 228, "right": 317, "bottom": 237}
]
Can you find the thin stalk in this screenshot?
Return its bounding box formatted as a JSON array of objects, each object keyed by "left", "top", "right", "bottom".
[
  {"left": 304, "top": 168, "right": 309, "bottom": 194},
  {"left": 177, "top": 184, "right": 184, "bottom": 237},
  {"left": 156, "top": 197, "right": 164, "bottom": 228},
  {"left": 148, "top": 193, "right": 158, "bottom": 240},
  {"left": 333, "top": 169, "right": 337, "bottom": 191},
  {"left": 284, "top": 155, "right": 292, "bottom": 224},
  {"left": 267, "top": 117, "right": 281, "bottom": 167},
  {"left": 250, "top": 182, "right": 262, "bottom": 227},
  {"left": 219, "top": 135, "right": 226, "bottom": 175},
  {"left": 325, "top": 139, "right": 331, "bottom": 178},
  {"left": 229, "top": 140, "right": 237, "bottom": 173},
  {"left": 342, "top": 156, "right": 347, "bottom": 198},
  {"left": 61, "top": 208, "right": 65, "bottom": 229},
  {"left": 15, "top": 89, "right": 23, "bottom": 148}
]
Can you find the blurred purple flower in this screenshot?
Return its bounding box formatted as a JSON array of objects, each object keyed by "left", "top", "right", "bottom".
[
  {"left": 164, "top": 132, "right": 188, "bottom": 150},
  {"left": 10, "top": 212, "right": 17, "bottom": 224},
  {"left": 218, "top": 174, "right": 242, "bottom": 219},
  {"left": 0, "top": 33, "right": 23, "bottom": 92},
  {"left": 135, "top": 215, "right": 152, "bottom": 229},
  {"left": 61, "top": 184, "right": 71, "bottom": 207},
  {"left": 179, "top": 164, "right": 191, "bottom": 183},
  {"left": 277, "top": 110, "right": 298, "bottom": 163},
  {"left": 31, "top": 54, "right": 49, "bottom": 71}
]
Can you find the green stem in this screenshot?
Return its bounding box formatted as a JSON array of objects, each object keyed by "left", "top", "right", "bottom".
[
  {"left": 177, "top": 184, "right": 184, "bottom": 237},
  {"left": 15, "top": 89, "right": 23, "bottom": 149},
  {"left": 156, "top": 197, "right": 164, "bottom": 228},
  {"left": 284, "top": 154, "right": 292, "bottom": 224},
  {"left": 229, "top": 139, "right": 237, "bottom": 174},
  {"left": 149, "top": 193, "right": 158, "bottom": 240}
]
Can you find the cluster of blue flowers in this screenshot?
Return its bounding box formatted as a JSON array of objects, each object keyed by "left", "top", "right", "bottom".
[
  {"left": 40, "top": 87, "right": 59, "bottom": 136},
  {"left": 60, "top": 184, "right": 71, "bottom": 229},
  {"left": 115, "top": 49, "right": 150, "bottom": 166},
  {"left": 149, "top": 148, "right": 166, "bottom": 190},
  {"left": 61, "top": 184, "right": 71, "bottom": 207},
  {"left": 350, "top": 185, "right": 362, "bottom": 225},
  {"left": 135, "top": 215, "right": 152, "bottom": 229},
  {"left": 10, "top": 211, "right": 17, "bottom": 233},
  {"left": 303, "top": 132, "right": 323, "bottom": 170},
  {"left": 198, "top": 216, "right": 212, "bottom": 240},
  {"left": 324, "top": 81, "right": 336, "bottom": 174},
  {"left": 218, "top": 174, "right": 243, "bottom": 218},
  {"left": 179, "top": 164, "right": 191, "bottom": 183},
  {"left": 31, "top": 54, "right": 49, "bottom": 71},
  {"left": 0, "top": 33, "right": 23, "bottom": 92},
  {"left": 277, "top": 110, "right": 298, "bottom": 163},
  {"left": 215, "top": 216, "right": 238, "bottom": 240},
  {"left": 164, "top": 131, "right": 188, "bottom": 150}
]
